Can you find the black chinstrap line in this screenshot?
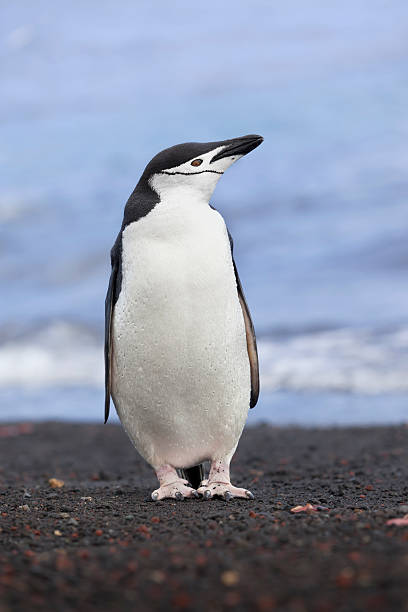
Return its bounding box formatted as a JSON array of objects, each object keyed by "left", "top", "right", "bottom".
[{"left": 160, "top": 170, "right": 224, "bottom": 176}]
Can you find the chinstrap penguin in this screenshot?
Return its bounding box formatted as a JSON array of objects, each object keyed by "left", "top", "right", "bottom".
[{"left": 105, "top": 134, "right": 263, "bottom": 501}]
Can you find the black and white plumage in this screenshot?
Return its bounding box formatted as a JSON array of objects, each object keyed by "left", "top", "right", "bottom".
[{"left": 105, "top": 135, "right": 262, "bottom": 500}]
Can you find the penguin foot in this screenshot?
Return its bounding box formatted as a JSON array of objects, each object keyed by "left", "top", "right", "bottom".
[
  {"left": 196, "top": 457, "right": 254, "bottom": 500},
  {"left": 152, "top": 464, "right": 201, "bottom": 501},
  {"left": 151, "top": 479, "right": 198, "bottom": 501},
  {"left": 197, "top": 481, "right": 254, "bottom": 500}
]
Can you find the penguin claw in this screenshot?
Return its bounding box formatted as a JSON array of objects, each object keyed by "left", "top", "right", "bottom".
[
  {"left": 151, "top": 481, "right": 198, "bottom": 501},
  {"left": 197, "top": 482, "right": 254, "bottom": 500},
  {"left": 191, "top": 490, "right": 200, "bottom": 499}
]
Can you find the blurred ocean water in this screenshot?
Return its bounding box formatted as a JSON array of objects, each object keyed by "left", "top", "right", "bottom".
[{"left": 1, "top": 1, "right": 408, "bottom": 423}]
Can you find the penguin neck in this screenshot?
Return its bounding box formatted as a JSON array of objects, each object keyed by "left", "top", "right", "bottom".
[{"left": 149, "top": 173, "right": 219, "bottom": 209}]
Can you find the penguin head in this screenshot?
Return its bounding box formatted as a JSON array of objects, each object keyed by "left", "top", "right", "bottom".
[{"left": 142, "top": 135, "right": 263, "bottom": 201}]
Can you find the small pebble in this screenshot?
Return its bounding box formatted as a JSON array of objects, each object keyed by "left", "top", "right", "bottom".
[
  {"left": 221, "top": 570, "right": 240, "bottom": 587},
  {"left": 150, "top": 570, "right": 165, "bottom": 583},
  {"left": 48, "top": 478, "right": 64, "bottom": 489}
]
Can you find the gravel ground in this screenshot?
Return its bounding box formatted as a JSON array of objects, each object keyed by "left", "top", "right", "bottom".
[{"left": 1, "top": 422, "right": 408, "bottom": 611}]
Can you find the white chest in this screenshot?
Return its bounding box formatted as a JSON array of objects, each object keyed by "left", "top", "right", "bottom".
[
  {"left": 118, "top": 196, "right": 237, "bottom": 314},
  {"left": 111, "top": 195, "right": 250, "bottom": 468}
]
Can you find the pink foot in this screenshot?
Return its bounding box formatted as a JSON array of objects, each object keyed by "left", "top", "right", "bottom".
[
  {"left": 197, "top": 481, "right": 254, "bottom": 500},
  {"left": 151, "top": 464, "right": 199, "bottom": 501},
  {"left": 197, "top": 458, "right": 254, "bottom": 500}
]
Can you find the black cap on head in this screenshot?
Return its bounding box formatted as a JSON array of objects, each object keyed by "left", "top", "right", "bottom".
[{"left": 140, "top": 134, "right": 263, "bottom": 180}]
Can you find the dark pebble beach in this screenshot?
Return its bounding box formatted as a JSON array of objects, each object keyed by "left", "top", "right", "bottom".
[{"left": 1, "top": 422, "right": 408, "bottom": 611}]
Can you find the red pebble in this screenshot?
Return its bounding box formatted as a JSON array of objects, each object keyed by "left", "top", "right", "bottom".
[
  {"left": 172, "top": 593, "right": 191, "bottom": 609},
  {"left": 127, "top": 561, "right": 138, "bottom": 572},
  {"left": 195, "top": 554, "right": 207, "bottom": 567},
  {"left": 24, "top": 550, "right": 35, "bottom": 558},
  {"left": 78, "top": 550, "right": 89, "bottom": 559},
  {"left": 336, "top": 568, "right": 354, "bottom": 588}
]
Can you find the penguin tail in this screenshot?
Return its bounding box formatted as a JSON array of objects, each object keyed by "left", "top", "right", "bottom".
[{"left": 181, "top": 463, "right": 207, "bottom": 490}]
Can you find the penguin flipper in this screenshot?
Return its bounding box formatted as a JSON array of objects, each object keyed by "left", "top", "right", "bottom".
[
  {"left": 233, "top": 259, "right": 260, "bottom": 408},
  {"left": 104, "top": 263, "right": 117, "bottom": 423},
  {"left": 222, "top": 221, "right": 259, "bottom": 408},
  {"left": 104, "top": 232, "right": 123, "bottom": 424}
]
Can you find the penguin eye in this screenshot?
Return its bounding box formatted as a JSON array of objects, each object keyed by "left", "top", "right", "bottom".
[{"left": 191, "top": 159, "right": 203, "bottom": 167}]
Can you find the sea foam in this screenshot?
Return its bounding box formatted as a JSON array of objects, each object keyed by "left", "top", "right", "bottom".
[{"left": 1, "top": 321, "right": 408, "bottom": 395}]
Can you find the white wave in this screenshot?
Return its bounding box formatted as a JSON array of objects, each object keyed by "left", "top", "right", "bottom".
[
  {"left": 259, "top": 327, "right": 408, "bottom": 394},
  {"left": 1, "top": 322, "right": 408, "bottom": 395},
  {"left": 0, "top": 322, "right": 103, "bottom": 388}
]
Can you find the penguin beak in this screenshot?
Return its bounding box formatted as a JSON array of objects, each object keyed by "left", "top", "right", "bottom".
[{"left": 210, "top": 134, "right": 263, "bottom": 163}]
